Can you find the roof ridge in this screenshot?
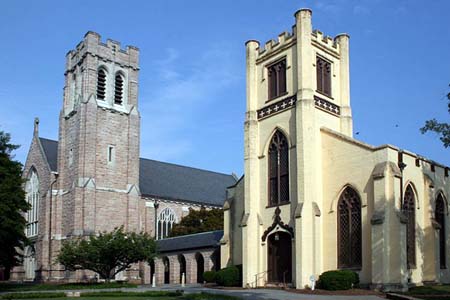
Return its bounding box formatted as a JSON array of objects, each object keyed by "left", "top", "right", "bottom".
[
  {"left": 157, "top": 230, "right": 223, "bottom": 241},
  {"left": 38, "top": 137, "right": 58, "bottom": 143},
  {"left": 140, "top": 157, "right": 234, "bottom": 178}
]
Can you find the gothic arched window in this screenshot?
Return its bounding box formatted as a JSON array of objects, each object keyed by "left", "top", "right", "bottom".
[
  {"left": 97, "top": 69, "right": 106, "bottom": 100},
  {"left": 403, "top": 184, "right": 416, "bottom": 269},
  {"left": 436, "top": 193, "right": 446, "bottom": 269},
  {"left": 268, "top": 130, "right": 289, "bottom": 206},
  {"left": 157, "top": 207, "right": 177, "bottom": 240},
  {"left": 114, "top": 73, "right": 124, "bottom": 105},
  {"left": 337, "top": 186, "right": 362, "bottom": 269},
  {"left": 25, "top": 170, "right": 40, "bottom": 237}
]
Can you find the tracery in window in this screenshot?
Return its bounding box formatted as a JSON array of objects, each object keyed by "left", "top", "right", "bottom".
[
  {"left": 268, "top": 130, "right": 289, "bottom": 206},
  {"left": 436, "top": 193, "right": 447, "bottom": 269},
  {"left": 25, "top": 170, "right": 39, "bottom": 237},
  {"left": 337, "top": 186, "right": 362, "bottom": 269},
  {"left": 316, "top": 56, "right": 331, "bottom": 97},
  {"left": 156, "top": 207, "right": 177, "bottom": 240},
  {"left": 403, "top": 184, "right": 416, "bottom": 269}
]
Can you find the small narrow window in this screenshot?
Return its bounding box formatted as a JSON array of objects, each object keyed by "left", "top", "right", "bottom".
[
  {"left": 114, "top": 73, "right": 124, "bottom": 105},
  {"left": 267, "top": 60, "right": 287, "bottom": 100},
  {"left": 69, "top": 148, "right": 73, "bottom": 166},
  {"left": 97, "top": 69, "right": 106, "bottom": 100},
  {"left": 107, "top": 146, "right": 115, "bottom": 164},
  {"left": 316, "top": 56, "right": 331, "bottom": 97}
]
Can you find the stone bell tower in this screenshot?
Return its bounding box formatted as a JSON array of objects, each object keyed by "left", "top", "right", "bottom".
[
  {"left": 48, "top": 32, "right": 142, "bottom": 279},
  {"left": 240, "top": 9, "right": 352, "bottom": 288}
]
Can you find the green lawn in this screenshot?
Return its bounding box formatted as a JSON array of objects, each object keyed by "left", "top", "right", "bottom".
[
  {"left": 405, "top": 285, "right": 450, "bottom": 300},
  {"left": 0, "top": 282, "right": 137, "bottom": 292},
  {"left": 0, "top": 291, "right": 240, "bottom": 300}
]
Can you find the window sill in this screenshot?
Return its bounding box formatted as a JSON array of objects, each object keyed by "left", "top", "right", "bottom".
[
  {"left": 266, "top": 201, "right": 290, "bottom": 209},
  {"left": 266, "top": 92, "right": 289, "bottom": 103},
  {"left": 315, "top": 90, "right": 333, "bottom": 100}
]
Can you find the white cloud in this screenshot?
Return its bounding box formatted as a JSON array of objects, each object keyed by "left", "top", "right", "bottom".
[{"left": 139, "top": 44, "right": 242, "bottom": 161}]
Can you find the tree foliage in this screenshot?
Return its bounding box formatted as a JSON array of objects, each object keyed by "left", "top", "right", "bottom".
[
  {"left": 0, "top": 131, "right": 28, "bottom": 274},
  {"left": 169, "top": 207, "right": 223, "bottom": 237},
  {"left": 421, "top": 84, "right": 450, "bottom": 148},
  {"left": 57, "top": 227, "right": 157, "bottom": 281}
]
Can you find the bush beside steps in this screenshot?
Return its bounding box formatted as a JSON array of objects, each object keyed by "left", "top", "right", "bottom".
[{"left": 317, "top": 270, "right": 359, "bottom": 290}]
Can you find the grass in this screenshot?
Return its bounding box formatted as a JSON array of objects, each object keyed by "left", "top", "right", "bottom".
[
  {"left": 404, "top": 285, "right": 450, "bottom": 300},
  {"left": 0, "top": 291, "right": 241, "bottom": 300},
  {"left": 0, "top": 291, "right": 240, "bottom": 300},
  {"left": 0, "top": 282, "right": 137, "bottom": 292}
]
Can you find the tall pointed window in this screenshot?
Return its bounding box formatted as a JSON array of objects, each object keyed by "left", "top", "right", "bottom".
[
  {"left": 316, "top": 56, "right": 331, "bottom": 97},
  {"left": 156, "top": 208, "right": 177, "bottom": 240},
  {"left": 403, "top": 185, "right": 416, "bottom": 269},
  {"left": 25, "top": 170, "right": 40, "bottom": 237},
  {"left": 436, "top": 194, "right": 446, "bottom": 269},
  {"left": 267, "top": 59, "right": 287, "bottom": 100},
  {"left": 97, "top": 69, "right": 106, "bottom": 100},
  {"left": 114, "top": 73, "right": 124, "bottom": 105},
  {"left": 268, "top": 130, "right": 289, "bottom": 206},
  {"left": 337, "top": 186, "right": 362, "bottom": 269}
]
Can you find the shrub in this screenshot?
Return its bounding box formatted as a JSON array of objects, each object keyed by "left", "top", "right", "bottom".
[
  {"left": 317, "top": 270, "right": 359, "bottom": 290},
  {"left": 203, "top": 271, "right": 216, "bottom": 283},
  {"left": 215, "top": 266, "right": 240, "bottom": 287}
]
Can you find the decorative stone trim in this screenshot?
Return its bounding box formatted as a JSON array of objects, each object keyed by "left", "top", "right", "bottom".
[
  {"left": 371, "top": 210, "right": 385, "bottom": 225},
  {"left": 314, "top": 95, "right": 340, "bottom": 115},
  {"left": 294, "top": 202, "right": 303, "bottom": 219},
  {"left": 312, "top": 202, "right": 321, "bottom": 217},
  {"left": 261, "top": 207, "right": 294, "bottom": 241},
  {"left": 257, "top": 94, "right": 297, "bottom": 120}
]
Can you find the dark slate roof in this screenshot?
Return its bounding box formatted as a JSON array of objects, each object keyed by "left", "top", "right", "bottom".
[
  {"left": 156, "top": 230, "right": 223, "bottom": 253},
  {"left": 39, "top": 138, "right": 58, "bottom": 172},
  {"left": 37, "top": 138, "right": 236, "bottom": 206},
  {"left": 139, "top": 158, "right": 236, "bottom": 206}
]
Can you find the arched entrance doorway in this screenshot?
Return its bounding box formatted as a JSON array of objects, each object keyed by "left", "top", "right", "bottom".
[
  {"left": 178, "top": 255, "right": 186, "bottom": 283},
  {"left": 163, "top": 257, "right": 170, "bottom": 284},
  {"left": 267, "top": 231, "right": 292, "bottom": 284},
  {"left": 195, "top": 253, "right": 204, "bottom": 283}
]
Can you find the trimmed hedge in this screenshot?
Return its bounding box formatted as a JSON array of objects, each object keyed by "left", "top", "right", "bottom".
[
  {"left": 203, "top": 271, "right": 216, "bottom": 283},
  {"left": 317, "top": 270, "right": 359, "bottom": 290},
  {"left": 215, "top": 266, "right": 240, "bottom": 287}
]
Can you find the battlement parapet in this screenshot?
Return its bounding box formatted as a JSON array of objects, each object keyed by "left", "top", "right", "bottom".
[
  {"left": 65, "top": 31, "right": 139, "bottom": 73},
  {"left": 256, "top": 28, "right": 296, "bottom": 59},
  {"left": 311, "top": 29, "right": 340, "bottom": 52}
]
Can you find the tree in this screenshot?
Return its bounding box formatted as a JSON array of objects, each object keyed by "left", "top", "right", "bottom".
[
  {"left": 0, "top": 131, "right": 29, "bottom": 279},
  {"left": 57, "top": 227, "right": 157, "bottom": 282},
  {"left": 420, "top": 84, "right": 450, "bottom": 148},
  {"left": 170, "top": 207, "right": 223, "bottom": 237}
]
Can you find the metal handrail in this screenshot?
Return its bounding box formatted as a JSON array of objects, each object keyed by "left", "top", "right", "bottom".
[{"left": 253, "top": 270, "right": 271, "bottom": 288}]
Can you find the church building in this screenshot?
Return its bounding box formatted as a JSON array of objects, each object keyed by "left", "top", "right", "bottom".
[
  {"left": 12, "top": 31, "right": 236, "bottom": 284},
  {"left": 11, "top": 8, "right": 450, "bottom": 292},
  {"left": 221, "top": 9, "right": 450, "bottom": 291}
]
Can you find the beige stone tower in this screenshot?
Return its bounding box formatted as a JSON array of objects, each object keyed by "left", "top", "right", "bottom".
[
  {"left": 240, "top": 9, "right": 352, "bottom": 288},
  {"left": 48, "top": 32, "right": 141, "bottom": 279}
]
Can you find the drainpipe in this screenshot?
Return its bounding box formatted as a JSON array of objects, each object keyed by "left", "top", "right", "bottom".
[{"left": 48, "top": 173, "right": 58, "bottom": 280}]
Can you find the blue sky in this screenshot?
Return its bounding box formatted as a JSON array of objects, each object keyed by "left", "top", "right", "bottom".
[{"left": 0, "top": 0, "right": 449, "bottom": 176}]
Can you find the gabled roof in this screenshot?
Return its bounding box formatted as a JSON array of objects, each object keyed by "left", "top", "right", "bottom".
[
  {"left": 139, "top": 158, "right": 236, "bottom": 206},
  {"left": 37, "top": 138, "right": 236, "bottom": 206},
  {"left": 156, "top": 230, "right": 223, "bottom": 253},
  {"left": 39, "top": 138, "right": 58, "bottom": 172}
]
